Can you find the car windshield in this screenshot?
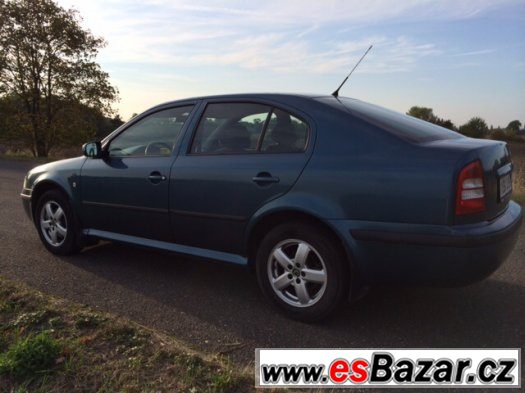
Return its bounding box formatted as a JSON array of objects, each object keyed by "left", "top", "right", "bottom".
[{"left": 338, "top": 98, "right": 462, "bottom": 143}]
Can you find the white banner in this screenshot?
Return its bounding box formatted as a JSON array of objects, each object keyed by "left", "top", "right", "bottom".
[{"left": 256, "top": 349, "right": 521, "bottom": 388}]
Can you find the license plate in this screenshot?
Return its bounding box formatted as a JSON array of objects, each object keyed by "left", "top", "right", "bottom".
[{"left": 499, "top": 173, "right": 512, "bottom": 200}]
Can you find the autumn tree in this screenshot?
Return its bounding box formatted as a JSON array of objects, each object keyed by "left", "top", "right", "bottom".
[{"left": 0, "top": 0, "right": 118, "bottom": 156}]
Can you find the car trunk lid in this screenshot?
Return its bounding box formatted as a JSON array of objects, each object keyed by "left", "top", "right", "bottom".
[{"left": 424, "top": 138, "right": 513, "bottom": 224}]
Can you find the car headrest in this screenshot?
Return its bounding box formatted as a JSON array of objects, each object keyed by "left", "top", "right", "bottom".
[
  {"left": 219, "top": 123, "right": 251, "bottom": 150},
  {"left": 270, "top": 123, "right": 296, "bottom": 146}
]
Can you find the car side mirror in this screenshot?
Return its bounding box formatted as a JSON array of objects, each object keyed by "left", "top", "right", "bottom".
[{"left": 82, "top": 141, "right": 104, "bottom": 159}]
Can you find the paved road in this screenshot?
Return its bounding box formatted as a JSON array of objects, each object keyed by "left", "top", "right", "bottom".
[{"left": 1, "top": 160, "right": 524, "bottom": 375}]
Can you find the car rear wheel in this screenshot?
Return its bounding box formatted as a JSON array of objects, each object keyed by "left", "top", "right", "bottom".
[
  {"left": 256, "top": 221, "right": 349, "bottom": 321},
  {"left": 35, "top": 190, "right": 82, "bottom": 255}
]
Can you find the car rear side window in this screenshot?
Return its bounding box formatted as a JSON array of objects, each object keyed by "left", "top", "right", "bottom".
[
  {"left": 109, "top": 106, "right": 193, "bottom": 157},
  {"left": 190, "top": 103, "right": 309, "bottom": 155},
  {"left": 191, "top": 103, "right": 270, "bottom": 154},
  {"left": 260, "top": 109, "right": 309, "bottom": 153}
]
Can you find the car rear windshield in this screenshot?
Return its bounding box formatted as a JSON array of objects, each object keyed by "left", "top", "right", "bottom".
[{"left": 339, "top": 98, "right": 463, "bottom": 143}]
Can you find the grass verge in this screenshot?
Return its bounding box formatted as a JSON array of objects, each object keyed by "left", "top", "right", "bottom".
[
  {"left": 0, "top": 277, "right": 252, "bottom": 392},
  {"left": 509, "top": 142, "right": 525, "bottom": 205}
]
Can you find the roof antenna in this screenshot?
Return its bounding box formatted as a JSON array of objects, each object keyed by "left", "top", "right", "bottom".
[{"left": 332, "top": 45, "right": 373, "bottom": 97}]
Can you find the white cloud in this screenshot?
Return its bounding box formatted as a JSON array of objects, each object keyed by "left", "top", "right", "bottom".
[
  {"left": 53, "top": 0, "right": 523, "bottom": 121},
  {"left": 150, "top": 0, "right": 520, "bottom": 26},
  {"left": 188, "top": 35, "right": 440, "bottom": 74},
  {"left": 452, "top": 49, "right": 496, "bottom": 57},
  {"left": 56, "top": 0, "right": 518, "bottom": 74}
]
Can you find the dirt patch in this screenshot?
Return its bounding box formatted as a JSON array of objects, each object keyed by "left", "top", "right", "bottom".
[{"left": 0, "top": 277, "right": 253, "bottom": 392}]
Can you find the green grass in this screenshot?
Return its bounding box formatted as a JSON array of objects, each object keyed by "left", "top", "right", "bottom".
[
  {"left": 508, "top": 142, "right": 525, "bottom": 205},
  {"left": 0, "top": 145, "right": 80, "bottom": 162},
  {"left": 0, "top": 332, "right": 62, "bottom": 380},
  {"left": 513, "top": 193, "right": 525, "bottom": 205},
  {"left": 0, "top": 277, "right": 252, "bottom": 392},
  {"left": 73, "top": 312, "right": 105, "bottom": 329},
  {"left": 0, "top": 152, "right": 53, "bottom": 163}
]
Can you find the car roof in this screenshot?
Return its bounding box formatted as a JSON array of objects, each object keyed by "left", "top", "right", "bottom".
[
  {"left": 163, "top": 92, "right": 326, "bottom": 101},
  {"left": 150, "top": 92, "right": 341, "bottom": 109}
]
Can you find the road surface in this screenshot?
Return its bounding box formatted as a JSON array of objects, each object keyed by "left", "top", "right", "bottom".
[{"left": 1, "top": 159, "right": 524, "bottom": 377}]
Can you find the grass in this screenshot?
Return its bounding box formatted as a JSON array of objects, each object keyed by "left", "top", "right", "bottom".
[
  {"left": 0, "top": 154, "right": 53, "bottom": 163},
  {"left": 508, "top": 142, "right": 525, "bottom": 205},
  {"left": 0, "top": 277, "right": 252, "bottom": 392},
  {"left": 0, "top": 146, "right": 79, "bottom": 162},
  {"left": 0, "top": 332, "right": 61, "bottom": 379}
]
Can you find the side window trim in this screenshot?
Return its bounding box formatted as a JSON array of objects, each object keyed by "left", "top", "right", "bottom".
[
  {"left": 186, "top": 101, "right": 311, "bottom": 156},
  {"left": 186, "top": 102, "right": 211, "bottom": 155},
  {"left": 255, "top": 108, "right": 274, "bottom": 152}
]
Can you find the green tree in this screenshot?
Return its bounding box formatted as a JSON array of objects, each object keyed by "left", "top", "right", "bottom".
[
  {"left": 0, "top": 0, "right": 118, "bottom": 157},
  {"left": 506, "top": 120, "right": 522, "bottom": 133},
  {"left": 434, "top": 118, "right": 455, "bottom": 131},
  {"left": 407, "top": 106, "right": 437, "bottom": 123},
  {"left": 407, "top": 106, "right": 456, "bottom": 130},
  {"left": 459, "top": 117, "right": 489, "bottom": 138}
]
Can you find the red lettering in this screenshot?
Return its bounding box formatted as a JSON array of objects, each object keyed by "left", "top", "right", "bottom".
[
  {"left": 329, "top": 359, "right": 350, "bottom": 383},
  {"left": 349, "top": 359, "right": 369, "bottom": 383}
]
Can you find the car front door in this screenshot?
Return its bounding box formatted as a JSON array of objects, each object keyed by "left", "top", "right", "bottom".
[
  {"left": 170, "top": 101, "right": 313, "bottom": 255},
  {"left": 80, "top": 105, "right": 195, "bottom": 241}
]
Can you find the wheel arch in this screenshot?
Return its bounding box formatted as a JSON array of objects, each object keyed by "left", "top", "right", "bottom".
[
  {"left": 245, "top": 208, "right": 355, "bottom": 273},
  {"left": 31, "top": 179, "right": 71, "bottom": 222}
]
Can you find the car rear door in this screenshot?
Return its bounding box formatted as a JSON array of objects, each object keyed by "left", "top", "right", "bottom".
[{"left": 169, "top": 100, "right": 314, "bottom": 255}]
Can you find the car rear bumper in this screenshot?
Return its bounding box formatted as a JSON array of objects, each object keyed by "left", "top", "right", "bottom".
[{"left": 332, "top": 201, "right": 523, "bottom": 286}]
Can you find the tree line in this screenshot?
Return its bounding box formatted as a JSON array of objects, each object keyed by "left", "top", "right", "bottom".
[{"left": 406, "top": 107, "right": 523, "bottom": 141}]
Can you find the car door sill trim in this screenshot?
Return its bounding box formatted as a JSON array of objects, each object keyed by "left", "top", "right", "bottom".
[{"left": 82, "top": 229, "right": 247, "bottom": 265}]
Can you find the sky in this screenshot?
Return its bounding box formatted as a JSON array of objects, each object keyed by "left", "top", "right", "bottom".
[{"left": 55, "top": 0, "right": 525, "bottom": 127}]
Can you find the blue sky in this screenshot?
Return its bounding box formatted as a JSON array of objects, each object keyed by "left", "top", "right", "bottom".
[{"left": 57, "top": 0, "right": 525, "bottom": 127}]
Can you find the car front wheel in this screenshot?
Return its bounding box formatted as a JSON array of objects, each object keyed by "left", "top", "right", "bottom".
[
  {"left": 256, "top": 221, "right": 349, "bottom": 321},
  {"left": 35, "top": 190, "right": 82, "bottom": 255}
]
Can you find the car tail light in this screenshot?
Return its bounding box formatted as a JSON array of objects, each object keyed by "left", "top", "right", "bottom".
[{"left": 455, "top": 160, "right": 486, "bottom": 216}]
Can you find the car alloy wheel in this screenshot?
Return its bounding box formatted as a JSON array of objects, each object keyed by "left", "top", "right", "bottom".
[
  {"left": 267, "top": 239, "right": 328, "bottom": 308},
  {"left": 39, "top": 200, "right": 68, "bottom": 247}
]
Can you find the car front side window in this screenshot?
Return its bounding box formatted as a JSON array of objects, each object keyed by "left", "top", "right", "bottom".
[{"left": 109, "top": 106, "right": 193, "bottom": 157}]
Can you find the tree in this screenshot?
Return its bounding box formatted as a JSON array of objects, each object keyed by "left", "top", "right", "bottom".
[
  {"left": 434, "top": 118, "right": 455, "bottom": 131},
  {"left": 459, "top": 117, "right": 489, "bottom": 138},
  {"left": 407, "top": 106, "right": 456, "bottom": 130},
  {"left": 506, "top": 120, "right": 522, "bottom": 133},
  {"left": 0, "top": 0, "right": 118, "bottom": 157},
  {"left": 407, "top": 106, "right": 436, "bottom": 123}
]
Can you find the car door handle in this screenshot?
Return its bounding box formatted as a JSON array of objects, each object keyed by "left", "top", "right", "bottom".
[
  {"left": 148, "top": 172, "right": 167, "bottom": 184},
  {"left": 252, "top": 172, "right": 280, "bottom": 184}
]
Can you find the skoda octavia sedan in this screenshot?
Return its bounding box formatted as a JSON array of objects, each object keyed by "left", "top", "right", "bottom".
[{"left": 21, "top": 94, "right": 522, "bottom": 321}]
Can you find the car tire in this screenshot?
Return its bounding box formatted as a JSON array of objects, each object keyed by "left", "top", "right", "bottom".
[
  {"left": 256, "top": 221, "right": 349, "bottom": 321},
  {"left": 34, "top": 189, "right": 82, "bottom": 255}
]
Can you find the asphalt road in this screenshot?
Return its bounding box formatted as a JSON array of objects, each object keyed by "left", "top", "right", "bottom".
[{"left": 1, "top": 159, "right": 524, "bottom": 382}]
